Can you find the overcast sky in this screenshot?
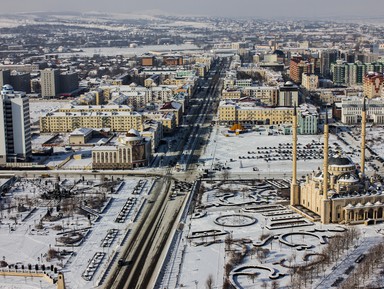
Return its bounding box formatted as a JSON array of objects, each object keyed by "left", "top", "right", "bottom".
[{"left": 2, "top": 0, "right": 384, "bottom": 19}]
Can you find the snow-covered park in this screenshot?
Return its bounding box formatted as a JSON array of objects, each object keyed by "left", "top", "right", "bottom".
[
  {"left": 157, "top": 179, "right": 384, "bottom": 289},
  {"left": 0, "top": 175, "right": 154, "bottom": 289}
]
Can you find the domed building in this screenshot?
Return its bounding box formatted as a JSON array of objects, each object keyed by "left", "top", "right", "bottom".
[
  {"left": 92, "top": 129, "right": 151, "bottom": 169},
  {"left": 291, "top": 99, "right": 384, "bottom": 224}
]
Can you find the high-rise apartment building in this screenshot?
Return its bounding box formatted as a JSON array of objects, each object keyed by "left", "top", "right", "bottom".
[
  {"left": 59, "top": 71, "right": 79, "bottom": 94},
  {"left": 10, "top": 72, "right": 31, "bottom": 93},
  {"left": 0, "top": 70, "right": 10, "bottom": 87},
  {"left": 332, "top": 61, "right": 368, "bottom": 86},
  {"left": 41, "top": 68, "right": 60, "bottom": 98},
  {"left": 320, "top": 49, "right": 338, "bottom": 78},
  {"left": 289, "top": 56, "right": 315, "bottom": 84},
  {"left": 332, "top": 60, "right": 349, "bottom": 86},
  {"left": 278, "top": 81, "right": 299, "bottom": 107},
  {"left": 0, "top": 85, "right": 31, "bottom": 163}
]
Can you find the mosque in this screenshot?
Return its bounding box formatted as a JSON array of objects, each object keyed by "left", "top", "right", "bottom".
[{"left": 290, "top": 99, "right": 384, "bottom": 224}]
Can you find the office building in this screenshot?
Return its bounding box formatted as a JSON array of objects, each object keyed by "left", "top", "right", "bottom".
[{"left": 92, "top": 129, "right": 151, "bottom": 169}]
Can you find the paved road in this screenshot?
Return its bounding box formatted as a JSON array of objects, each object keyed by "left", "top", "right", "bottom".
[{"left": 314, "top": 236, "right": 383, "bottom": 289}]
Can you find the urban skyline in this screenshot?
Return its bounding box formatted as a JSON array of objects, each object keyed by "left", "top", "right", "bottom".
[
  {"left": 0, "top": 6, "right": 384, "bottom": 289},
  {"left": 2, "top": 0, "right": 384, "bottom": 19}
]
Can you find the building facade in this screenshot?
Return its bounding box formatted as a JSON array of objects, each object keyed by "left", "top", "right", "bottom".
[
  {"left": 301, "top": 73, "right": 319, "bottom": 91},
  {"left": 59, "top": 72, "right": 79, "bottom": 94},
  {"left": 341, "top": 97, "right": 384, "bottom": 124},
  {"left": 278, "top": 82, "right": 299, "bottom": 107},
  {"left": 40, "top": 106, "right": 143, "bottom": 133},
  {"left": 92, "top": 129, "right": 151, "bottom": 169},
  {"left": 363, "top": 72, "right": 384, "bottom": 99}
]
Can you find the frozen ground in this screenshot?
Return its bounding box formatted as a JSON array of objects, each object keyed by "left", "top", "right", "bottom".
[
  {"left": 58, "top": 44, "right": 201, "bottom": 57},
  {"left": 199, "top": 126, "right": 362, "bottom": 179},
  {"left": 0, "top": 175, "right": 154, "bottom": 289},
  {"left": 29, "top": 100, "right": 68, "bottom": 125}
]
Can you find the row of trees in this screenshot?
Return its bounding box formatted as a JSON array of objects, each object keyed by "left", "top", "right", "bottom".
[
  {"left": 290, "top": 228, "right": 361, "bottom": 288},
  {"left": 339, "top": 240, "right": 384, "bottom": 289}
]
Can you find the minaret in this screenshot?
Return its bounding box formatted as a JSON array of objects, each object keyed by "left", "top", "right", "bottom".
[
  {"left": 57, "top": 272, "right": 66, "bottom": 289},
  {"left": 323, "top": 110, "right": 329, "bottom": 199},
  {"left": 361, "top": 97, "right": 367, "bottom": 175},
  {"left": 290, "top": 104, "right": 299, "bottom": 206},
  {"left": 274, "top": 35, "right": 277, "bottom": 51},
  {"left": 321, "top": 110, "right": 330, "bottom": 224}
]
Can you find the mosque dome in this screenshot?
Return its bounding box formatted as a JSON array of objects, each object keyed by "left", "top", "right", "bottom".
[
  {"left": 329, "top": 156, "right": 353, "bottom": 166},
  {"left": 328, "top": 155, "right": 356, "bottom": 176}
]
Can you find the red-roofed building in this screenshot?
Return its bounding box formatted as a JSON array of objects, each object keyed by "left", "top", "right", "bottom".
[{"left": 363, "top": 72, "right": 384, "bottom": 99}]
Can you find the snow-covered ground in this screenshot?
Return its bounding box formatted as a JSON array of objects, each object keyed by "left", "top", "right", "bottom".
[
  {"left": 199, "top": 125, "right": 362, "bottom": 178},
  {"left": 57, "top": 44, "right": 201, "bottom": 57},
  {"left": 29, "top": 100, "right": 68, "bottom": 125},
  {"left": 0, "top": 176, "right": 154, "bottom": 289}
]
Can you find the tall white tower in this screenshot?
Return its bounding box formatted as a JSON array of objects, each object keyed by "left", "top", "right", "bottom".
[{"left": 0, "top": 84, "right": 31, "bottom": 163}]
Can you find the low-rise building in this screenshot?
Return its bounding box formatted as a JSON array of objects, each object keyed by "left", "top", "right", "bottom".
[
  {"left": 141, "top": 120, "right": 163, "bottom": 153},
  {"left": 159, "top": 101, "right": 183, "bottom": 126},
  {"left": 143, "top": 112, "right": 176, "bottom": 134},
  {"left": 92, "top": 129, "right": 151, "bottom": 169},
  {"left": 218, "top": 100, "right": 317, "bottom": 134},
  {"left": 221, "top": 89, "right": 242, "bottom": 100},
  {"left": 218, "top": 100, "right": 294, "bottom": 126},
  {"left": 297, "top": 104, "right": 319, "bottom": 134},
  {"left": 69, "top": 128, "right": 93, "bottom": 145},
  {"left": 40, "top": 110, "right": 143, "bottom": 133},
  {"left": 341, "top": 97, "right": 384, "bottom": 124},
  {"left": 242, "top": 86, "right": 279, "bottom": 106}
]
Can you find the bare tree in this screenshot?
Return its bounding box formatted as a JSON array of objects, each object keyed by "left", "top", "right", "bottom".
[
  {"left": 261, "top": 280, "right": 268, "bottom": 289},
  {"left": 247, "top": 272, "right": 259, "bottom": 284},
  {"left": 205, "top": 274, "right": 214, "bottom": 289},
  {"left": 271, "top": 280, "right": 280, "bottom": 289}
]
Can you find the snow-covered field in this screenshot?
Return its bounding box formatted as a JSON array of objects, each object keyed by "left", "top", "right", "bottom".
[
  {"left": 29, "top": 100, "right": 68, "bottom": 125},
  {"left": 0, "top": 175, "right": 154, "bottom": 289},
  {"left": 200, "top": 126, "right": 361, "bottom": 179},
  {"left": 57, "top": 44, "right": 201, "bottom": 57}
]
